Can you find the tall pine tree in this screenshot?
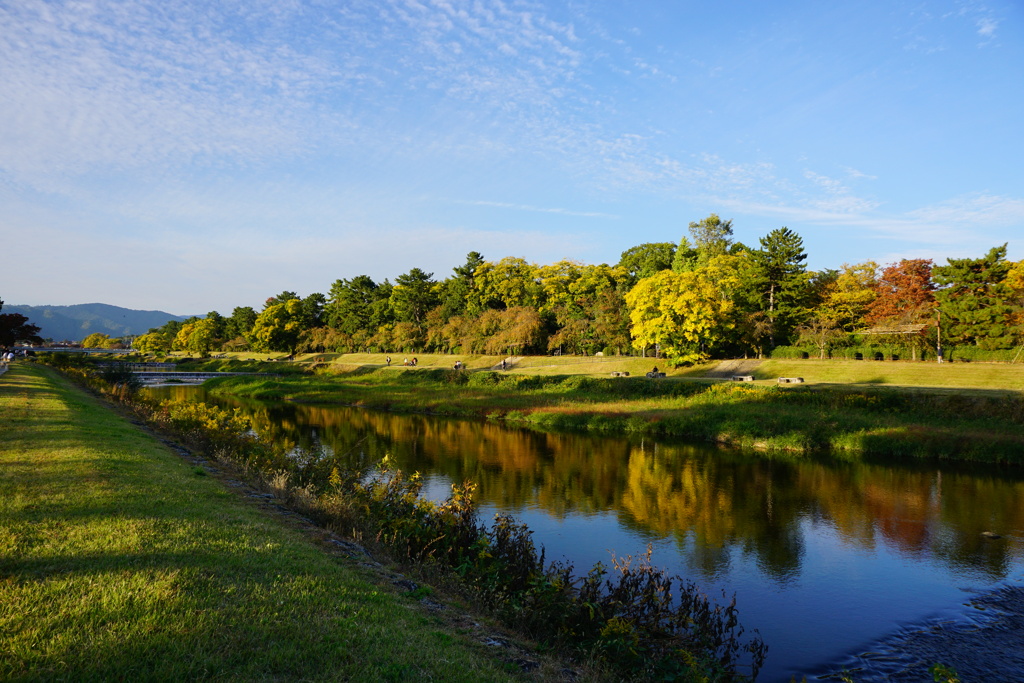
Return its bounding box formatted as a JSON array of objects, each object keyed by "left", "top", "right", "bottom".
[
  {"left": 747, "top": 228, "right": 810, "bottom": 349},
  {"left": 933, "top": 244, "right": 1020, "bottom": 349}
]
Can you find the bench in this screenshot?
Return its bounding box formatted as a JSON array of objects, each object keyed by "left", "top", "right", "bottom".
[
  {"left": 777, "top": 377, "right": 804, "bottom": 384},
  {"left": 610, "top": 371, "right": 630, "bottom": 377},
  {"left": 731, "top": 375, "right": 755, "bottom": 382},
  {"left": 645, "top": 372, "right": 666, "bottom": 378}
]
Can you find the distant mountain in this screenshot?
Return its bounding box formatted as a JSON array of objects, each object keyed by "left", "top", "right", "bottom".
[{"left": 5, "top": 303, "right": 192, "bottom": 342}]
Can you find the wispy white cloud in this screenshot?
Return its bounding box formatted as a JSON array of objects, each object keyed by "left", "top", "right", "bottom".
[
  {"left": 903, "top": 193, "right": 1024, "bottom": 231},
  {"left": 2, "top": 0, "right": 1019, "bottom": 312},
  {"left": 976, "top": 16, "right": 999, "bottom": 38},
  {"left": 802, "top": 171, "right": 880, "bottom": 214},
  {"left": 449, "top": 199, "right": 620, "bottom": 219},
  {"left": 0, "top": 0, "right": 353, "bottom": 190},
  {"left": 842, "top": 166, "right": 878, "bottom": 181},
  {"left": 719, "top": 192, "right": 1024, "bottom": 255}
]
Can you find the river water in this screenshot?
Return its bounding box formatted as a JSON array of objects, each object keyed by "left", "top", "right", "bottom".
[{"left": 148, "top": 386, "right": 1024, "bottom": 681}]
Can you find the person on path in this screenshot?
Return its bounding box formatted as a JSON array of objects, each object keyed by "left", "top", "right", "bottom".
[{"left": 386, "top": 356, "right": 391, "bottom": 366}]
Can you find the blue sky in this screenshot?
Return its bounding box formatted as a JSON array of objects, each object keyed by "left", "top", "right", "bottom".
[{"left": 3, "top": 0, "right": 1022, "bottom": 314}]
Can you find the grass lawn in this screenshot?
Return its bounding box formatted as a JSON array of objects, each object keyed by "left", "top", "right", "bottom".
[
  {"left": 177, "top": 351, "right": 1024, "bottom": 392},
  {"left": 0, "top": 363, "right": 542, "bottom": 682},
  {"left": 751, "top": 358, "right": 1024, "bottom": 392}
]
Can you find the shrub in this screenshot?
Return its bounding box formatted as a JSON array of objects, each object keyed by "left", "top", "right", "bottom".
[{"left": 335, "top": 464, "right": 767, "bottom": 681}]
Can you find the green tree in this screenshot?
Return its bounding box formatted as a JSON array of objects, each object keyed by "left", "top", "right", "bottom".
[
  {"left": 203, "top": 311, "right": 227, "bottom": 341},
  {"left": 933, "top": 245, "right": 1020, "bottom": 349},
  {"left": 687, "top": 214, "right": 734, "bottom": 267},
  {"left": 592, "top": 288, "right": 632, "bottom": 355},
  {"left": 0, "top": 299, "right": 42, "bottom": 346},
  {"left": 747, "top": 227, "right": 811, "bottom": 348},
  {"left": 796, "top": 313, "right": 847, "bottom": 359},
  {"left": 224, "top": 306, "right": 257, "bottom": 342},
  {"left": 470, "top": 257, "right": 540, "bottom": 311},
  {"left": 300, "top": 293, "right": 326, "bottom": 328},
  {"left": 265, "top": 291, "right": 299, "bottom": 308},
  {"left": 248, "top": 299, "right": 304, "bottom": 354},
  {"left": 439, "top": 251, "right": 486, "bottom": 317},
  {"left": 536, "top": 259, "right": 585, "bottom": 317},
  {"left": 326, "top": 276, "right": 392, "bottom": 334},
  {"left": 542, "top": 262, "right": 628, "bottom": 354},
  {"left": 618, "top": 242, "right": 676, "bottom": 288},
  {"left": 391, "top": 268, "right": 439, "bottom": 327},
  {"left": 670, "top": 236, "right": 699, "bottom": 273}
]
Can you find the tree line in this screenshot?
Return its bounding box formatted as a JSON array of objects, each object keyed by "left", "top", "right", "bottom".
[{"left": 130, "top": 214, "right": 1024, "bottom": 366}]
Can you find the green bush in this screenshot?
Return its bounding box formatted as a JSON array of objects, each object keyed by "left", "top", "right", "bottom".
[
  {"left": 768, "top": 345, "right": 816, "bottom": 359},
  {"left": 945, "top": 346, "right": 1022, "bottom": 362}
]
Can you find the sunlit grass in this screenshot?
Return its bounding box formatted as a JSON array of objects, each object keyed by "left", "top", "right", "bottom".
[
  {"left": 0, "top": 364, "right": 532, "bottom": 682},
  {"left": 204, "top": 363, "right": 1024, "bottom": 462},
  {"left": 753, "top": 359, "right": 1024, "bottom": 392}
]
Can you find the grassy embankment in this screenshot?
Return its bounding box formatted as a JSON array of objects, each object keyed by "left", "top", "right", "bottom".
[
  {"left": 197, "top": 354, "right": 1024, "bottom": 462},
  {"left": 0, "top": 363, "right": 543, "bottom": 682},
  {"left": 175, "top": 351, "right": 1024, "bottom": 391}
]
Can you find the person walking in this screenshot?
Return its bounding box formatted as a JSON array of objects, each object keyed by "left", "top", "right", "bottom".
[{"left": 386, "top": 356, "right": 391, "bottom": 366}]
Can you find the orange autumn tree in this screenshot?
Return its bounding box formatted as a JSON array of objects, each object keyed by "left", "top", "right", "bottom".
[{"left": 864, "top": 259, "right": 936, "bottom": 359}]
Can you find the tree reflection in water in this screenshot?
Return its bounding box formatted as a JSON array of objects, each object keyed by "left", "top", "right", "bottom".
[{"left": 151, "top": 386, "right": 1024, "bottom": 680}]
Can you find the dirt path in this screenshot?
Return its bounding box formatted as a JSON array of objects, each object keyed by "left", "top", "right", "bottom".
[{"left": 703, "top": 359, "right": 763, "bottom": 378}]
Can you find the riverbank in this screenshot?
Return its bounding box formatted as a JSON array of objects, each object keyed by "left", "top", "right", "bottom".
[
  {"left": 0, "top": 363, "right": 558, "bottom": 681},
  {"left": 202, "top": 366, "right": 1024, "bottom": 464},
  {"left": 168, "top": 351, "right": 1024, "bottom": 393}
]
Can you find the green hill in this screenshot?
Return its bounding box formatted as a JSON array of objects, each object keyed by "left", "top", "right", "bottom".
[{"left": 7, "top": 303, "right": 191, "bottom": 342}]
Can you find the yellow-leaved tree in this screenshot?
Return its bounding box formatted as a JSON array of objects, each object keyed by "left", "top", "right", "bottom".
[
  {"left": 247, "top": 299, "right": 304, "bottom": 354},
  {"left": 132, "top": 331, "right": 170, "bottom": 354},
  {"left": 81, "top": 332, "right": 113, "bottom": 348},
  {"left": 174, "top": 318, "right": 218, "bottom": 355},
  {"left": 625, "top": 255, "right": 742, "bottom": 365}
]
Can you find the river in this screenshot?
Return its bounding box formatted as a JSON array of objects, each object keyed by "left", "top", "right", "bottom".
[{"left": 148, "top": 385, "right": 1024, "bottom": 681}]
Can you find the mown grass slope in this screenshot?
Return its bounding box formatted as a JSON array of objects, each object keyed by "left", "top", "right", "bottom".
[
  {"left": 171, "top": 351, "right": 1024, "bottom": 392},
  {"left": 0, "top": 363, "right": 532, "bottom": 682}
]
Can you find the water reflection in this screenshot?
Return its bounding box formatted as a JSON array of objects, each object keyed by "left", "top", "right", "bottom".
[{"left": 150, "top": 386, "right": 1024, "bottom": 680}]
